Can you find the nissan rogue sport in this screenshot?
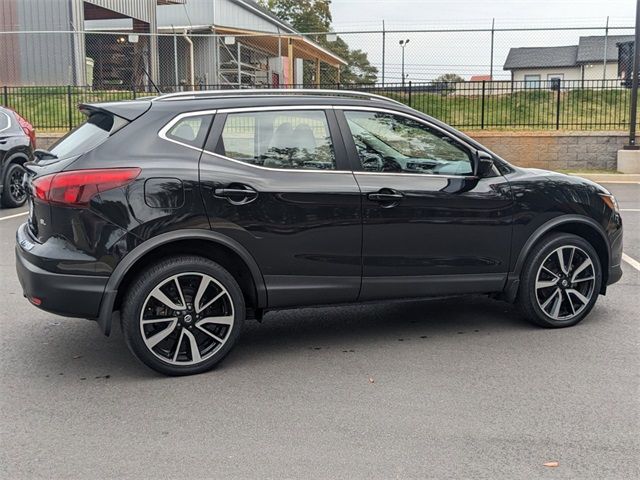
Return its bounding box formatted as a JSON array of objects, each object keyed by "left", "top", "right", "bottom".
[{"left": 15, "top": 89, "right": 623, "bottom": 376}]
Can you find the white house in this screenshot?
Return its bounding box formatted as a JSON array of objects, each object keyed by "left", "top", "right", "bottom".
[{"left": 504, "top": 35, "right": 634, "bottom": 87}]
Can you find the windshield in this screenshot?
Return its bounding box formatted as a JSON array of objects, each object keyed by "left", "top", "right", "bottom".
[{"left": 49, "top": 112, "right": 115, "bottom": 159}]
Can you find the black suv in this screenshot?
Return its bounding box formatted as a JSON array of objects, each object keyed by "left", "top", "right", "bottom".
[{"left": 15, "top": 90, "right": 623, "bottom": 375}]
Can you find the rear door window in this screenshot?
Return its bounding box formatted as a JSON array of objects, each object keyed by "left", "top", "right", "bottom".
[
  {"left": 216, "top": 110, "right": 337, "bottom": 170},
  {"left": 50, "top": 112, "right": 117, "bottom": 159}
]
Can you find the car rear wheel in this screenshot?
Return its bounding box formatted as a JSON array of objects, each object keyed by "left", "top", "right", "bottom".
[
  {"left": 122, "top": 256, "right": 245, "bottom": 376},
  {"left": 1, "top": 162, "right": 27, "bottom": 208},
  {"left": 518, "top": 233, "right": 602, "bottom": 328}
]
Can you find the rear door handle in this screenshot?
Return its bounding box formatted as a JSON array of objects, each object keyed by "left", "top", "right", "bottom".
[
  {"left": 368, "top": 189, "right": 404, "bottom": 205},
  {"left": 214, "top": 184, "right": 258, "bottom": 205}
]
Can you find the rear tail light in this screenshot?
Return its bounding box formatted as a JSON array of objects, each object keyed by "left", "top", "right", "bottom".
[
  {"left": 23, "top": 125, "right": 36, "bottom": 147},
  {"left": 13, "top": 111, "right": 36, "bottom": 147},
  {"left": 32, "top": 168, "right": 141, "bottom": 207}
]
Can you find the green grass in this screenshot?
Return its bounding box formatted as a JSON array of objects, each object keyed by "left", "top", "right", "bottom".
[
  {"left": 385, "top": 88, "right": 634, "bottom": 131},
  {"left": 3, "top": 87, "right": 137, "bottom": 131},
  {"left": 2, "top": 86, "right": 636, "bottom": 132}
]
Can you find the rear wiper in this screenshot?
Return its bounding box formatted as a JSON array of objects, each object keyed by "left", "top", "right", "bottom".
[{"left": 33, "top": 149, "right": 58, "bottom": 160}]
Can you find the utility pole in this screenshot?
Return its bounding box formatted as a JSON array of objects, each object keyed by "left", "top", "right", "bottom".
[
  {"left": 382, "top": 20, "right": 386, "bottom": 87},
  {"left": 400, "top": 38, "right": 410, "bottom": 87},
  {"left": 490, "top": 18, "right": 495, "bottom": 80},
  {"left": 603, "top": 16, "right": 609, "bottom": 81},
  {"left": 625, "top": 0, "right": 639, "bottom": 149}
]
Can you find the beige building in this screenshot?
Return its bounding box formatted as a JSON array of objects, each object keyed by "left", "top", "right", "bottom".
[{"left": 504, "top": 35, "right": 633, "bottom": 87}]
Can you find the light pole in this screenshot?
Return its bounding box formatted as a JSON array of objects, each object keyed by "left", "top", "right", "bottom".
[{"left": 399, "top": 39, "right": 410, "bottom": 87}]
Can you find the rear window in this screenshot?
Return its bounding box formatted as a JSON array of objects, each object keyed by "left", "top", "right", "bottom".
[
  {"left": 0, "top": 110, "right": 12, "bottom": 132},
  {"left": 49, "top": 112, "right": 117, "bottom": 159},
  {"left": 165, "top": 114, "right": 212, "bottom": 148}
]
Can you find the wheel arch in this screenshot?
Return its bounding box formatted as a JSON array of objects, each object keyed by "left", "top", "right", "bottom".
[
  {"left": 505, "top": 215, "right": 610, "bottom": 302},
  {"left": 98, "top": 229, "right": 267, "bottom": 336},
  {"left": 1, "top": 150, "right": 29, "bottom": 177}
]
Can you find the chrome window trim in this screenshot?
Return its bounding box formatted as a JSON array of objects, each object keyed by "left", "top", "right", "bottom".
[
  {"left": 157, "top": 105, "right": 479, "bottom": 178},
  {"left": 0, "top": 110, "right": 12, "bottom": 134},
  {"left": 158, "top": 109, "right": 218, "bottom": 148},
  {"left": 159, "top": 106, "right": 350, "bottom": 174}
]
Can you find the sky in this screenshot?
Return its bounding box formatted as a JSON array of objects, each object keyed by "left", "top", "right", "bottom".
[{"left": 327, "top": 0, "right": 636, "bottom": 80}]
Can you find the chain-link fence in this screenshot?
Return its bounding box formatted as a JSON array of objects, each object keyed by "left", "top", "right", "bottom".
[{"left": 0, "top": 22, "right": 636, "bottom": 131}]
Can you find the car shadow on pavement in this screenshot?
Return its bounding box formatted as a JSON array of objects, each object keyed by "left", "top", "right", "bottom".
[
  {"left": 230, "top": 295, "right": 529, "bottom": 363},
  {"left": 25, "top": 295, "right": 530, "bottom": 379}
]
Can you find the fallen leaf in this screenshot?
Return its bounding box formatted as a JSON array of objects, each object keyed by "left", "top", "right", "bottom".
[
  {"left": 368, "top": 377, "right": 375, "bottom": 384},
  {"left": 543, "top": 461, "right": 559, "bottom": 468}
]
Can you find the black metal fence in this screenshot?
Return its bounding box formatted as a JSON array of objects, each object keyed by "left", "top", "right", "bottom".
[{"left": 1, "top": 79, "right": 635, "bottom": 131}]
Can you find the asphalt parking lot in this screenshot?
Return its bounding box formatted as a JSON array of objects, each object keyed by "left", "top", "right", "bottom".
[{"left": 0, "top": 182, "right": 638, "bottom": 480}]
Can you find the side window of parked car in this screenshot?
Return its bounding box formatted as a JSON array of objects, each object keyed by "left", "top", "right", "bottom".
[
  {"left": 217, "top": 110, "right": 337, "bottom": 170},
  {"left": 166, "top": 114, "right": 213, "bottom": 148},
  {"left": 343, "top": 110, "right": 473, "bottom": 176},
  {"left": 0, "top": 110, "right": 11, "bottom": 133}
]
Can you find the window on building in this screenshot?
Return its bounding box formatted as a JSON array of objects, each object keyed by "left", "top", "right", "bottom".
[{"left": 524, "top": 74, "right": 541, "bottom": 89}]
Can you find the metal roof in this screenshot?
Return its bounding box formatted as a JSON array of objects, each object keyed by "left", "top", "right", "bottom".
[
  {"left": 576, "top": 35, "right": 635, "bottom": 63},
  {"left": 503, "top": 45, "right": 578, "bottom": 70}
]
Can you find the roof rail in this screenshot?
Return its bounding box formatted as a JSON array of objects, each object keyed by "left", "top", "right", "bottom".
[{"left": 152, "top": 88, "right": 405, "bottom": 106}]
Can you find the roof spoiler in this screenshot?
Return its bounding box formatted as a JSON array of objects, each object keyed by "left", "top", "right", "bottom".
[{"left": 78, "top": 100, "right": 152, "bottom": 122}]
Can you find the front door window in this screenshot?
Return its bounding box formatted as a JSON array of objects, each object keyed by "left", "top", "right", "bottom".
[{"left": 343, "top": 110, "right": 473, "bottom": 176}]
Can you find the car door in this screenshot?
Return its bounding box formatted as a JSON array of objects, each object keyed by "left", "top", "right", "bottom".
[
  {"left": 199, "top": 106, "right": 362, "bottom": 308},
  {"left": 335, "top": 107, "right": 513, "bottom": 301}
]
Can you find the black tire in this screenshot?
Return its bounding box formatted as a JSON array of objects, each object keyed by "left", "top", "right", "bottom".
[
  {"left": 122, "top": 255, "right": 245, "bottom": 376},
  {"left": 517, "top": 232, "right": 602, "bottom": 328},
  {"left": 1, "top": 162, "right": 27, "bottom": 208}
]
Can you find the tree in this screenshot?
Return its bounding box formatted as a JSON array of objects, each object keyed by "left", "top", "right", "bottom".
[
  {"left": 262, "top": 0, "right": 332, "bottom": 32},
  {"left": 434, "top": 73, "right": 465, "bottom": 83},
  {"left": 326, "top": 37, "right": 378, "bottom": 84},
  {"left": 260, "top": 0, "right": 378, "bottom": 85}
]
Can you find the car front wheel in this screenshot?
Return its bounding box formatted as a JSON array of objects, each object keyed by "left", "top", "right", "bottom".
[
  {"left": 518, "top": 233, "right": 602, "bottom": 328},
  {"left": 122, "top": 256, "right": 245, "bottom": 376}
]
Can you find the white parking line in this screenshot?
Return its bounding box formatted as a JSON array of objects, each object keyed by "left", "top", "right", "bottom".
[
  {"left": 598, "top": 181, "right": 640, "bottom": 185},
  {"left": 622, "top": 253, "right": 640, "bottom": 272},
  {"left": 620, "top": 209, "right": 640, "bottom": 212},
  {"left": 0, "top": 211, "right": 28, "bottom": 221}
]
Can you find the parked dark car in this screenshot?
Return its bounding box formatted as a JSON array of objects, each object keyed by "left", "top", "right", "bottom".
[
  {"left": 1, "top": 106, "right": 35, "bottom": 208},
  {"left": 15, "top": 90, "right": 623, "bottom": 376}
]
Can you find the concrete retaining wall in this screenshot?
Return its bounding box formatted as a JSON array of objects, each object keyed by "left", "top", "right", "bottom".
[
  {"left": 467, "top": 131, "right": 629, "bottom": 171},
  {"left": 37, "top": 131, "right": 630, "bottom": 171}
]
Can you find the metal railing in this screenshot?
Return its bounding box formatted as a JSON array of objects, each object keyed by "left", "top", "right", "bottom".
[{"left": 1, "top": 79, "right": 635, "bottom": 131}]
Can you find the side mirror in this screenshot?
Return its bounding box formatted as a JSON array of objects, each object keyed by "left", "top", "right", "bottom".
[{"left": 475, "top": 151, "right": 494, "bottom": 178}]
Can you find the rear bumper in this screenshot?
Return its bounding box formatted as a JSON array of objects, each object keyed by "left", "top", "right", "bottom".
[{"left": 15, "top": 224, "right": 108, "bottom": 319}]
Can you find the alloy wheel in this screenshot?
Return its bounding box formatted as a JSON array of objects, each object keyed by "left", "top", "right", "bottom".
[
  {"left": 8, "top": 166, "right": 26, "bottom": 204},
  {"left": 535, "top": 245, "right": 596, "bottom": 321},
  {"left": 139, "top": 272, "right": 235, "bottom": 366}
]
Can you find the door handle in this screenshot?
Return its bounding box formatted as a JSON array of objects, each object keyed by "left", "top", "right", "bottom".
[
  {"left": 368, "top": 189, "right": 404, "bottom": 204},
  {"left": 214, "top": 184, "right": 258, "bottom": 205}
]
